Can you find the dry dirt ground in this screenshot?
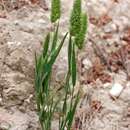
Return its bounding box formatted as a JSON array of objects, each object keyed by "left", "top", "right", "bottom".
[{"left": 0, "top": 0, "right": 130, "bottom": 130}]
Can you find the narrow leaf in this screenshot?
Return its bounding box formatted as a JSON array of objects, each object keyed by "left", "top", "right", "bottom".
[
  {"left": 43, "top": 33, "right": 50, "bottom": 58},
  {"left": 67, "top": 92, "right": 80, "bottom": 129},
  {"left": 71, "top": 43, "right": 76, "bottom": 86},
  {"left": 44, "top": 32, "right": 68, "bottom": 74},
  {"left": 68, "top": 35, "right": 72, "bottom": 72},
  {"left": 51, "top": 22, "right": 59, "bottom": 51}
]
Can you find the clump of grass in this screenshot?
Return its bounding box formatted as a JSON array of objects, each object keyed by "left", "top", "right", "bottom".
[
  {"left": 35, "top": 0, "right": 88, "bottom": 130},
  {"left": 35, "top": 30, "right": 68, "bottom": 129}
]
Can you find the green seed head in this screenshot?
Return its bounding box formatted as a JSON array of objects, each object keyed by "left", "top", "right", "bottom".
[
  {"left": 51, "top": 0, "right": 61, "bottom": 23},
  {"left": 70, "top": 0, "right": 81, "bottom": 36},
  {"left": 75, "top": 13, "right": 88, "bottom": 49}
]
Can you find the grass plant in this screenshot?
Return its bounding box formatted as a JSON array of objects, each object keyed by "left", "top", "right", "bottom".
[{"left": 35, "top": 0, "right": 88, "bottom": 129}]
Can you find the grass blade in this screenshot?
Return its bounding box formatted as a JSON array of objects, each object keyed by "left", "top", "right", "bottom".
[
  {"left": 71, "top": 43, "right": 76, "bottom": 86},
  {"left": 42, "top": 33, "right": 50, "bottom": 58},
  {"left": 68, "top": 35, "right": 72, "bottom": 72},
  {"left": 66, "top": 92, "right": 80, "bottom": 130},
  {"left": 44, "top": 32, "right": 68, "bottom": 74},
  {"left": 51, "top": 22, "right": 59, "bottom": 51}
]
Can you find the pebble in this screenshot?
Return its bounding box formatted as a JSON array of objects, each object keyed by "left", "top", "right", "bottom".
[
  {"left": 104, "top": 23, "right": 117, "bottom": 33},
  {"left": 0, "top": 97, "right": 3, "bottom": 106},
  {"left": 55, "top": 71, "right": 65, "bottom": 82},
  {"left": 0, "top": 122, "right": 10, "bottom": 130},
  {"left": 82, "top": 58, "right": 92, "bottom": 70},
  {"left": 109, "top": 83, "right": 124, "bottom": 98}
]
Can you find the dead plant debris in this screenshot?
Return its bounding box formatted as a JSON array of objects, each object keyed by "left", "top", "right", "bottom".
[
  {"left": 90, "top": 100, "right": 103, "bottom": 112},
  {"left": 0, "top": 0, "right": 48, "bottom": 12},
  {"left": 89, "top": 14, "right": 112, "bottom": 27},
  {"left": 81, "top": 58, "right": 112, "bottom": 84}
]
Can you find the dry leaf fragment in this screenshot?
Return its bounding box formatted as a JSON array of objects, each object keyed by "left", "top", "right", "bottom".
[
  {"left": 98, "top": 14, "right": 112, "bottom": 27},
  {"left": 102, "top": 33, "right": 113, "bottom": 39},
  {"left": 89, "top": 17, "right": 98, "bottom": 25},
  {"left": 30, "top": 0, "right": 48, "bottom": 10},
  {"left": 122, "top": 28, "right": 130, "bottom": 43},
  {"left": 0, "top": 11, "right": 7, "bottom": 18},
  {"left": 112, "top": 0, "right": 119, "bottom": 3},
  {"left": 90, "top": 100, "right": 102, "bottom": 112},
  {"left": 30, "top": 0, "right": 38, "bottom": 4}
]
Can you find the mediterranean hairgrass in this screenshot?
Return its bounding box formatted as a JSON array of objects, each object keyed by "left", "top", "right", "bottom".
[{"left": 35, "top": 0, "right": 88, "bottom": 130}]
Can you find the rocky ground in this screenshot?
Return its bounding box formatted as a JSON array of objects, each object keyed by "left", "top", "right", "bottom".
[{"left": 0, "top": 0, "right": 130, "bottom": 130}]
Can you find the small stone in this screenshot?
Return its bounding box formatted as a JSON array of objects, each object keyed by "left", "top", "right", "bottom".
[
  {"left": 109, "top": 83, "right": 124, "bottom": 98},
  {"left": 103, "top": 83, "right": 111, "bottom": 88},
  {"left": 14, "top": 20, "right": 19, "bottom": 25},
  {"left": 127, "top": 107, "right": 130, "bottom": 116},
  {"left": 19, "top": 106, "right": 26, "bottom": 113},
  {"left": 104, "top": 23, "right": 117, "bottom": 33},
  {"left": 0, "top": 97, "right": 3, "bottom": 106},
  {"left": 0, "top": 122, "right": 10, "bottom": 130},
  {"left": 55, "top": 71, "right": 65, "bottom": 82},
  {"left": 82, "top": 58, "right": 92, "bottom": 70},
  {"left": 120, "top": 83, "right": 130, "bottom": 102},
  {"left": 38, "top": 19, "right": 46, "bottom": 24}
]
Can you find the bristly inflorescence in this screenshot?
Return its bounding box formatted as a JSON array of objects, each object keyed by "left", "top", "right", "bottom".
[
  {"left": 75, "top": 13, "right": 88, "bottom": 49},
  {"left": 51, "top": 0, "right": 61, "bottom": 23},
  {"left": 70, "top": 0, "right": 81, "bottom": 36},
  {"left": 70, "top": 0, "right": 88, "bottom": 49}
]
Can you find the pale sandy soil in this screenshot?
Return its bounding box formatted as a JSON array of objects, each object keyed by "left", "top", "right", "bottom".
[{"left": 0, "top": 0, "right": 130, "bottom": 130}]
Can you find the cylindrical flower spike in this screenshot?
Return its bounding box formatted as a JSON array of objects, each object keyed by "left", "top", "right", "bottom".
[
  {"left": 51, "top": 0, "right": 61, "bottom": 23},
  {"left": 70, "top": 0, "right": 81, "bottom": 36},
  {"left": 75, "top": 13, "right": 88, "bottom": 49}
]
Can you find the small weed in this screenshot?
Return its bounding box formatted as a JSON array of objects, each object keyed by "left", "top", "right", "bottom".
[{"left": 35, "top": 0, "right": 88, "bottom": 130}]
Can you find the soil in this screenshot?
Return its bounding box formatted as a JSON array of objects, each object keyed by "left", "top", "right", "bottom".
[{"left": 0, "top": 0, "right": 130, "bottom": 130}]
